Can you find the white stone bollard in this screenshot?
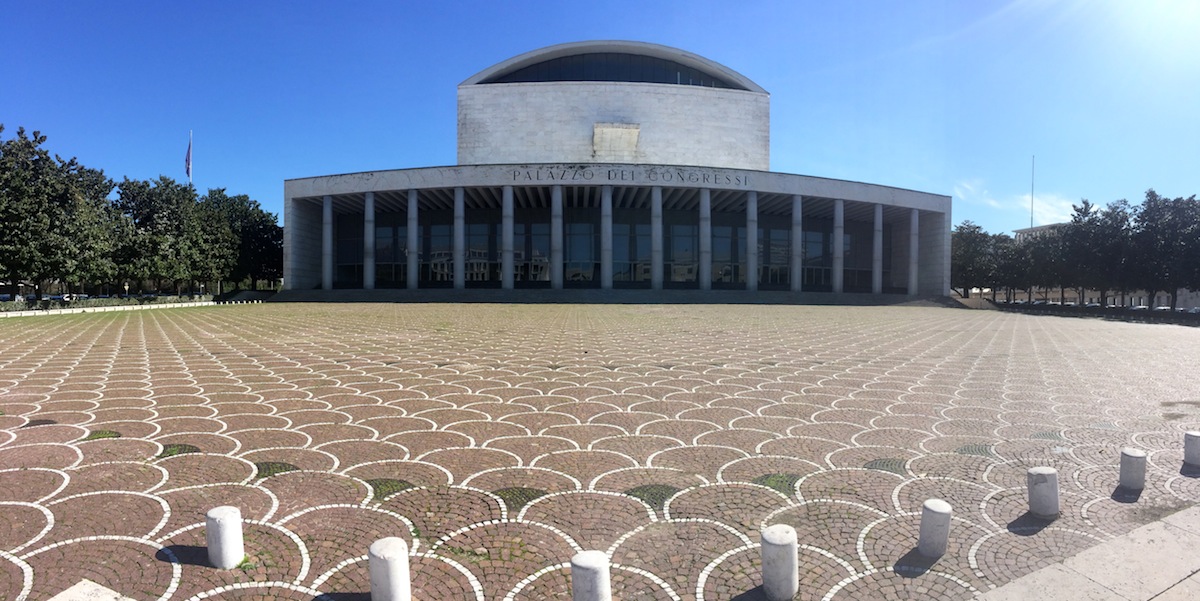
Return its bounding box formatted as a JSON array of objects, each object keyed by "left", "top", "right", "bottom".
[
  {"left": 1027, "top": 466, "right": 1060, "bottom": 520},
  {"left": 760, "top": 524, "right": 799, "bottom": 601},
  {"left": 1119, "top": 447, "right": 1147, "bottom": 490},
  {"left": 570, "top": 550, "right": 612, "bottom": 601},
  {"left": 205, "top": 506, "right": 244, "bottom": 569},
  {"left": 1185, "top": 432, "right": 1200, "bottom": 467},
  {"left": 917, "top": 498, "right": 953, "bottom": 558},
  {"left": 369, "top": 537, "right": 411, "bottom": 601}
]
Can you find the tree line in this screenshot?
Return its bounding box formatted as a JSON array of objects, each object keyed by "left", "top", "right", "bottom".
[
  {"left": 0, "top": 125, "right": 282, "bottom": 299},
  {"left": 952, "top": 190, "right": 1200, "bottom": 309}
]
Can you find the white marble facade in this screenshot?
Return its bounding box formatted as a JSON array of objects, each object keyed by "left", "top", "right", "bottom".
[{"left": 283, "top": 41, "right": 951, "bottom": 297}]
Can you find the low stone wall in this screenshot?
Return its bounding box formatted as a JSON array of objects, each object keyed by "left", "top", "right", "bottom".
[{"left": 0, "top": 300, "right": 263, "bottom": 319}]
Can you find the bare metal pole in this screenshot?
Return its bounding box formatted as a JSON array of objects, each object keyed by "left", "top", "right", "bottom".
[{"left": 1030, "top": 155, "right": 1035, "bottom": 228}]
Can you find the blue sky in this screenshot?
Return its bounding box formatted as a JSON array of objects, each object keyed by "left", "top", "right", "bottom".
[{"left": 4, "top": 0, "right": 1197, "bottom": 235}]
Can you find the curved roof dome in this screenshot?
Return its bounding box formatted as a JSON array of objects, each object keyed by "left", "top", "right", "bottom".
[{"left": 461, "top": 40, "right": 767, "bottom": 94}]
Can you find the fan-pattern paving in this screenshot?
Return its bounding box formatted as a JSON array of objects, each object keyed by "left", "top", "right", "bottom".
[{"left": 2, "top": 303, "right": 1199, "bottom": 600}]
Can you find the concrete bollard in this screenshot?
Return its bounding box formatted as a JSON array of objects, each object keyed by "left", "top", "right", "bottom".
[
  {"left": 369, "top": 537, "right": 411, "bottom": 601},
  {"left": 1185, "top": 432, "right": 1200, "bottom": 467},
  {"left": 1027, "top": 466, "right": 1060, "bottom": 520},
  {"left": 760, "top": 524, "right": 799, "bottom": 601},
  {"left": 917, "top": 499, "right": 952, "bottom": 558},
  {"left": 570, "top": 550, "right": 611, "bottom": 601},
  {"left": 205, "top": 506, "right": 244, "bottom": 569},
  {"left": 1119, "top": 447, "right": 1147, "bottom": 490}
]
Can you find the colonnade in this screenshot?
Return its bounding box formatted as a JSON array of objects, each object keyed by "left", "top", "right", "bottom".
[{"left": 319, "top": 185, "right": 924, "bottom": 295}]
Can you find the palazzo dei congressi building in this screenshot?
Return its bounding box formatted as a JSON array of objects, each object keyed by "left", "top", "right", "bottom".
[{"left": 283, "top": 41, "right": 951, "bottom": 297}]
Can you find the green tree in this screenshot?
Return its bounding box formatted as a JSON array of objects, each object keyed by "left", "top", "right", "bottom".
[
  {"left": 1133, "top": 189, "right": 1199, "bottom": 309},
  {"left": 58, "top": 158, "right": 118, "bottom": 292},
  {"left": 116, "top": 176, "right": 199, "bottom": 291},
  {"left": 1095, "top": 200, "right": 1135, "bottom": 305},
  {"left": 951, "top": 220, "right": 993, "bottom": 298},
  {"left": 1026, "top": 227, "right": 1069, "bottom": 301},
  {"left": 988, "top": 233, "right": 1023, "bottom": 301},
  {"left": 0, "top": 126, "right": 73, "bottom": 297},
  {"left": 198, "top": 189, "right": 281, "bottom": 291}
]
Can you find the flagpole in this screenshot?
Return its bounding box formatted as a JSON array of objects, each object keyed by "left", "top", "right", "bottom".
[{"left": 189, "top": 130, "right": 193, "bottom": 185}]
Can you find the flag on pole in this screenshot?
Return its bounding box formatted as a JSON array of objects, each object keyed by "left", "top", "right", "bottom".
[{"left": 185, "top": 132, "right": 193, "bottom": 181}]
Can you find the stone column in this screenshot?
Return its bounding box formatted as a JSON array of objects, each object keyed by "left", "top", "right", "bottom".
[
  {"left": 698, "top": 189, "right": 712, "bottom": 290},
  {"left": 502, "top": 185, "right": 514, "bottom": 290},
  {"left": 791, "top": 195, "right": 803, "bottom": 292},
  {"left": 453, "top": 187, "right": 465, "bottom": 290},
  {"left": 406, "top": 190, "right": 418, "bottom": 290},
  {"left": 746, "top": 191, "right": 758, "bottom": 292},
  {"left": 322, "top": 195, "right": 333, "bottom": 290},
  {"left": 909, "top": 208, "right": 920, "bottom": 295},
  {"left": 872, "top": 203, "right": 883, "bottom": 294},
  {"left": 761, "top": 524, "right": 798, "bottom": 601},
  {"left": 570, "top": 551, "right": 612, "bottom": 601},
  {"left": 206, "top": 506, "right": 244, "bottom": 570},
  {"left": 551, "top": 185, "right": 564, "bottom": 290},
  {"left": 832, "top": 199, "right": 844, "bottom": 293},
  {"left": 369, "top": 537, "right": 411, "bottom": 601},
  {"left": 601, "top": 185, "right": 613, "bottom": 290},
  {"left": 651, "top": 186, "right": 663, "bottom": 290},
  {"left": 363, "top": 192, "right": 375, "bottom": 290}
]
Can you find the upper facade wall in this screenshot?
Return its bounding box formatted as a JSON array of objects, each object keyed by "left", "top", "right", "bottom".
[{"left": 457, "top": 81, "right": 770, "bottom": 171}]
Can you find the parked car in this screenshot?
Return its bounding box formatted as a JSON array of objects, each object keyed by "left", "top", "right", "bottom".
[
  {"left": 1129, "top": 305, "right": 1149, "bottom": 311},
  {"left": 1153, "top": 306, "right": 1173, "bottom": 311}
]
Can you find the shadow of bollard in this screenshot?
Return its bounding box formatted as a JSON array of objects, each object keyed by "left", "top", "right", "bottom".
[
  {"left": 893, "top": 548, "right": 940, "bottom": 578},
  {"left": 155, "top": 544, "right": 208, "bottom": 567},
  {"left": 1006, "top": 511, "right": 1054, "bottom": 536},
  {"left": 1111, "top": 485, "right": 1143, "bottom": 504}
]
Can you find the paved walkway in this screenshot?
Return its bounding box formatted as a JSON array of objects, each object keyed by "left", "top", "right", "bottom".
[
  {"left": 980, "top": 504, "right": 1200, "bottom": 600},
  {"left": 2, "top": 303, "right": 1199, "bottom": 600}
]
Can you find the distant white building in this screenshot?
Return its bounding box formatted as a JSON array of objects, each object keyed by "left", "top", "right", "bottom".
[{"left": 283, "top": 41, "right": 952, "bottom": 296}]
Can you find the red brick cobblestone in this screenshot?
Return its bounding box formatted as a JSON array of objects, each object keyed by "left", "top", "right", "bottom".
[{"left": 2, "top": 303, "right": 1200, "bottom": 599}]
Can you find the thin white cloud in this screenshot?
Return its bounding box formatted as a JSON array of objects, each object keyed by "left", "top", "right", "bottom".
[{"left": 954, "top": 178, "right": 1077, "bottom": 226}]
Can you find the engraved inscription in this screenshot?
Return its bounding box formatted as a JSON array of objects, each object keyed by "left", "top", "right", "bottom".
[{"left": 511, "top": 166, "right": 750, "bottom": 188}]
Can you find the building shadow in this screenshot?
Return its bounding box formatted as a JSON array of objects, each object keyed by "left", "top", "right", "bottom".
[
  {"left": 1111, "top": 485, "right": 1143, "bottom": 503},
  {"left": 1006, "top": 512, "right": 1053, "bottom": 536},
  {"left": 155, "top": 545, "right": 209, "bottom": 567},
  {"left": 893, "top": 548, "right": 939, "bottom": 578}
]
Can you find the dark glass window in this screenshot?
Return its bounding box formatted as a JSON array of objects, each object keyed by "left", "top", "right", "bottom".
[{"left": 485, "top": 53, "right": 740, "bottom": 89}]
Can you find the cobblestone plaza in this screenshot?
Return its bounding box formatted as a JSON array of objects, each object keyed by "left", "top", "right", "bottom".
[{"left": 2, "top": 303, "right": 1199, "bottom": 600}]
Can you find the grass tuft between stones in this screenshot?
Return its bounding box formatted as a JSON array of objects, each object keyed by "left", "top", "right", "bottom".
[
  {"left": 752, "top": 473, "right": 802, "bottom": 495},
  {"left": 624, "top": 484, "right": 680, "bottom": 511},
  {"left": 20, "top": 419, "right": 57, "bottom": 428},
  {"left": 157, "top": 443, "right": 202, "bottom": 458},
  {"left": 864, "top": 458, "right": 907, "bottom": 475},
  {"left": 955, "top": 444, "right": 995, "bottom": 458},
  {"left": 83, "top": 430, "right": 122, "bottom": 441},
  {"left": 493, "top": 487, "right": 548, "bottom": 513},
  {"left": 367, "top": 478, "right": 415, "bottom": 502},
  {"left": 254, "top": 461, "right": 300, "bottom": 478}
]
